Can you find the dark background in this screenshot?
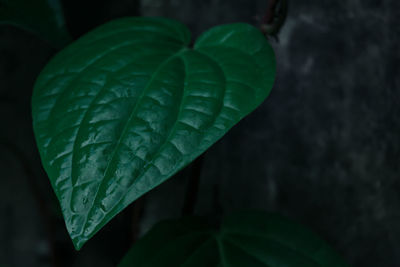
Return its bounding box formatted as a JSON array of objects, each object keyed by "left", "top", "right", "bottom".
[{"left": 1, "top": 0, "right": 399, "bottom": 266}]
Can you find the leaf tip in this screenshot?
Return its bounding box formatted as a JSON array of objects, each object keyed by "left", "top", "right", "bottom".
[{"left": 72, "top": 236, "right": 87, "bottom": 251}]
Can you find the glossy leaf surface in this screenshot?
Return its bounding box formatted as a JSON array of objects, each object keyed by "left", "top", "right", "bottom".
[
  {"left": 0, "top": 0, "right": 70, "bottom": 46},
  {"left": 32, "top": 17, "right": 275, "bottom": 249},
  {"left": 119, "top": 211, "right": 349, "bottom": 267}
]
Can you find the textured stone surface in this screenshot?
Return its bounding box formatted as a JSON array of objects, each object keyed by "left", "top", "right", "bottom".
[
  {"left": 140, "top": 0, "right": 400, "bottom": 266},
  {"left": 0, "top": 0, "right": 399, "bottom": 266}
]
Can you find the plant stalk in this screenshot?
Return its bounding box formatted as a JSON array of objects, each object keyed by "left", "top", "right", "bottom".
[{"left": 182, "top": 154, "right": 204, "bottom": 216}]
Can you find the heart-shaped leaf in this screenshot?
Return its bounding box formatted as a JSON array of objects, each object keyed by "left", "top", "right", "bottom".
[
  {"left": 118, "top": 211, "right": 349, "bottom": 267},
  {"left": 32, "top": 17, "right": 275, "bottom": 249},
  {"left": 0, "top": 0, "right": 71, "bottom": 47}
]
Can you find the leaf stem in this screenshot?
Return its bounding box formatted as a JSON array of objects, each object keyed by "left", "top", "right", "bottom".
[
  {"left": 130, "top": 195, "right": 145, "bottom": 243},
  {"left": 182, "top": 154, "right": 205, "bottom": 216}
]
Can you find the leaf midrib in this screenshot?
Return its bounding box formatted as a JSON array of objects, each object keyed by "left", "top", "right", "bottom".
[
  {"left": 66, "top": 40, "right": 172, "bottom": 187},
  {"left": 78, "top": 47, "right": 188, "bottom": 239},
  {"left": 84, "top": 49, "right": 230, "bottom": 238},
  {"left": 124, "top": 48, "right": 228, "bottom": 189}
]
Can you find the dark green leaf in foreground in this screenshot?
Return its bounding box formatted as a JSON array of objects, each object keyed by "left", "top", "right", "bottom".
[
  {"left": 32, "top": 17, "right": 275, "bottom": 249},
  {"left": 0, "top": 0, "right": 70, "bottom": 46},
  {"left": 119, "top": 211, "right": 349, "bottom": 267}
]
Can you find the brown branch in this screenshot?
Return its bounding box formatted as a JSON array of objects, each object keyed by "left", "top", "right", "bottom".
[
  {"left": 263, "top": 0, "right": 279, "bottom": 25},
  {"left": 260, "top": 0, "right": 288, "bottom": 38}
]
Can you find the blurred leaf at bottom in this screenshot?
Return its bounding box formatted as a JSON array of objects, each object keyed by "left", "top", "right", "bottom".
[{"left": 119, "top": 211, "right": 350, "bottom": 267}]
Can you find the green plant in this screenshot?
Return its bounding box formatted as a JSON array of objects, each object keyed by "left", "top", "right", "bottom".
[
  {"left": 2, "top": 2, "right": 349, "bottom": 266},
  {"left": 118, "top": 211, "right": 348, "bottom": 267},
  {"left": 32, "top": 16, "right": 275, "bottom": 250}
]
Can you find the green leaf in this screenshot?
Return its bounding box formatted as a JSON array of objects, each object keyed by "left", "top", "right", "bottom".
[
  {"left": 32, "top": 17, "right": 275, "bottom": 249},
  {"left": 118, "top": 211, "right": 349, "bottom": 267},
  {"left": 0, "top": 0, "right": 70, "bottom": 47}
]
